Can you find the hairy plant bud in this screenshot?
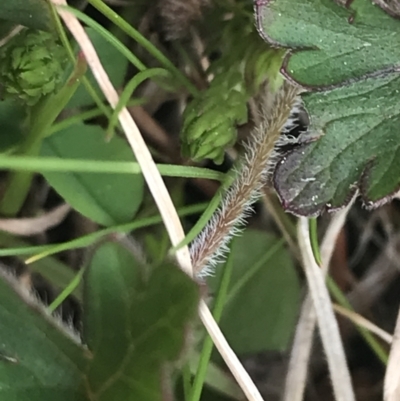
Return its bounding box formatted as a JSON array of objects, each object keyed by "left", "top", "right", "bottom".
[
  {"left": 181, "top": 44, "right": 285, "bottom": 165},
  {"left": 0, "top": 29, "right": 68, "bottom": 106}
]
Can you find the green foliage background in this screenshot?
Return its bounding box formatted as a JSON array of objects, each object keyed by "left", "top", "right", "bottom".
[{"left": 0, "top": 0, "right": 397, "bottom": 400}]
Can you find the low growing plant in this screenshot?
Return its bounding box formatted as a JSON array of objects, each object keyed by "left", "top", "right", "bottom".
[{"left": 0, "top": 0, "right": 399, "bottom": 400}]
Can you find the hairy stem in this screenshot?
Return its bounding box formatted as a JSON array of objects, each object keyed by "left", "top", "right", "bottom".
[{"left": 190, "top": 82, "right": 299, "bottom": 275}]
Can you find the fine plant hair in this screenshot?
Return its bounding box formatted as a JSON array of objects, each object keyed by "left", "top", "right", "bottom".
[
  {"left": 190, "top": 82, "right": 301, "bottom": 276},
  {"left": 0, "top": 267, "right": 82, "bottom": 345}
]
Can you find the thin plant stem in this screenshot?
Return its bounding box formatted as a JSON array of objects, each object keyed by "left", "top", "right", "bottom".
[
  {"left": 86, "top": 0, "right": 199, "bottom": 97},
  {"left": 198, "top": 300, "right": 264, "bottom": 401},
  {"left": 332, "top": 304, "right": 393, "bottom": 344},
  {"left": 62, "top": 5, "right": 147, "bottom": 71},
  {"left": 274, "top": 198, "right": 389, "bottom": 399},
  {"left": 283, "top": 295, "right": 316, "bottom": 401},
  {"left": 46, "top": 98, "right": 144, "bottom": 136},
  {"left": 384, "top": 308, "right": 400, "bottom": 401},
  {"left": 48, "top": 267, "right": 85, "bottom": 312},
  {"left": 0, "top": 56, "right": 86, "bottom": 216},
  {"left": 225, "top": 239, "right": 284, "bottom": 304},
  {"left": 284, "top": 202, "right": 353, "bottom": 401},
  {"left": 49, "top": 1, "right": 112, "bottom": 120},
  {"left": 262, "top": 190, "right": 298, "bottom": 257},
  {"left": 49, "top": 6, "right": 264, "bottom": 399},
  {"left": 298, "top": 217, "right": 355, "bottom": 401},
  {"left": 0, "top": 155, "right": 224, "bottom": 181},
  {"left": 0, "top": 203, "right": 207, "bottom": 305},
  {"left": 327, "top": 277, "right": 388, "bottom": 364},
  {"left": 106, "top": 68, "right": 170, "bottom": 139},
  {"left": 182, "top": 363, "right": 192, "bottom": 401},
  {"left": 310, "top": 214, "right": 388, "bottom": 364},
  {"left": 24, "top": 203, "right": 208, "bottom": 264},
  {"left": 190, "top": 247, "right": 235, "bottom": 401},
  {"left": 309, "top": 217, "right": 322, "bottom": 265}
]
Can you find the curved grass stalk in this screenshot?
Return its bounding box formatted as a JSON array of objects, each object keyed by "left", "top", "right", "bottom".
[
  {"left": 327, "top": 276, "right": 388, "bottom": 364},
  {"left": 190, "top": 247, "right": 235, "bottom": 401},
  {"left": 297, "top": 217, "right": 355, "bottom": 401},
  {"left": 385, "top": 309, "right": 400, "bottom": 401},
  {"left": 106, "top": 68, "right": 170, "bottom": 139},
  {"left": 333, "top": 304, "right": 393, "bottom": 344},
  {"left": 62, "top": 5, "right": 146, "bottom": 70},
  {"left": 86, "top": 0, "right": 199, "bottom": 97},
  {"left": 283, "top": 201, "right": 354, "bottom": 401},
  {"left": 23, "top": 203, "right": 208, "bottom": 264},
  {"left": 51, "top": 3, "right": 263, "bottom": 399},
  {"left": 49, "top": 2, "right": 111, "bottom": 120}
]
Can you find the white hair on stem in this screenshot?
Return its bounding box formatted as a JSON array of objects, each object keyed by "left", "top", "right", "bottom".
[{"left": 190, "top": 82, "right": 301, "bottom": 276}]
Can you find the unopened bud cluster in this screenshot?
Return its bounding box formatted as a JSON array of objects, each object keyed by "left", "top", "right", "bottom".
[
  {"left": 181, "top": 72, "right": 248, "bottom": 164},
  {"left": 0, "top": 29, "right": 68, "bottom": 106}
]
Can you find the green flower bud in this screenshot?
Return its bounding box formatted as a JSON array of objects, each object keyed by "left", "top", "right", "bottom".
[
  {"left": 243, "top": 35, "right": 285, "bottom": 95},
  {"left": 0, "top": 29, "right": 68, "bottom": 106},
  {"left": 181, "top": 73, "right": 248, "bottom": 164}
]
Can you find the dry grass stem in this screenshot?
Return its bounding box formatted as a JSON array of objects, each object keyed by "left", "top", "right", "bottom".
[
  {"left": 0, "top": 25, "right": 24, "bottom": 47},
  {"left": 384, "top": 307, "right": 400, "bottom": 401},
  {"left": 0, "top": 204, "right": 70, "bottom": 236},
  {"left": 52, "top": 0, "right": 192, "bottom": 274},
  {"left": 320, "top": 196, "right": 357, "bottom": 265},
  {"left": 52, "top": 2, "right": 263, "bottom": 400},
  {"left": 199, "top": 302, "right": 264, "bottom": 401},
  {"left": 283, "top": 294, "right": 316, "bottom": 401},
  {"left": 283, "top": 201, "right": 354, "bottom": 401},
  {"left": 297, "top": 217, "right": 355, "bottom": 401},
  {"left": 332, "top": 304, "right": 393, "bottom": 344},
  {"left": 349, "top": 233, "right": 400, "bottom": 312}
]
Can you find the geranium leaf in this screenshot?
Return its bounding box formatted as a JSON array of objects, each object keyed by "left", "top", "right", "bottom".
[
  {"left": 255, "top": 0, "right": 400, "bottom": 215},
  {"left": 256, "top": 0, "right": 400, "bottom": 88},
  {"left": 275, "top": 72, "right": 400, "bottom": 215}
]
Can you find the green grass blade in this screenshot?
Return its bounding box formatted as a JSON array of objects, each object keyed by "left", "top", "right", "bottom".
[
  {"left": 86, "top": 0, "right": 199, "bottom": 96},
  {"left": 61, "top": 5, "right": 147, "bottom": 72},
  {"left": 24, "top": 203, "right": 208, "bottom": 264},
  {"left": 190, "top": 247, "right": 235, "bottom": 401},
  {"left": 0, "top": 155, "right": 225, "bottom": 181},
  {"left": 48, "top": 267, "right": 85, "bottom": 312},
  {"left": 106, "top": 68, "right": 170, "bottom": 139}
]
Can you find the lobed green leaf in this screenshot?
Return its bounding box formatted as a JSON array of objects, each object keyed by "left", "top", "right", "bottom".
[{"left": 256, "top": 0, "right": 400, "bottom": 215}]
